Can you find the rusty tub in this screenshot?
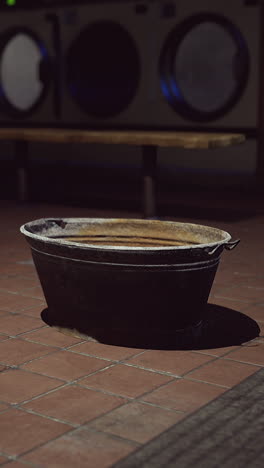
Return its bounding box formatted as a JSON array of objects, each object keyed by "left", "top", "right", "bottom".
[{"left": 20, "top": 218, "right": 239, "bottom": 345}]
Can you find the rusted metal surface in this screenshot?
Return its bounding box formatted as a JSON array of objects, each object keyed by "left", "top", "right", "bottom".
[{"left": 20, "top": 218, "right": 239, "bottom": 345}]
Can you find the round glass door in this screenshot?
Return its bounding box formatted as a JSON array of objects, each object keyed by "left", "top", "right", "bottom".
[
  {"left": 160, "top": 14, "right": 250, "bottom": 122},
  {"left": 66, "top": 21, "right": 141, "bottom": 118},
  {"left": 0, "top": 30, "right": 50, "bottom": 116}
]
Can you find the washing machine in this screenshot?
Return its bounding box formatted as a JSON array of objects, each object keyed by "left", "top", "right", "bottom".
[
  {"left": 0, "top": 0, "right": 261, "bottom": 132},
  {"left": 59, "top": 0, "right": 260, "bottom": 132},
  {"left": 58, "top": 1, "right": 157, "bottom": 129},
  {"left": 0, "top": 2, "right": 60, "bottom": 126},
  {"left": 155, "top": 0, "right": 261, "bottom": 131}
]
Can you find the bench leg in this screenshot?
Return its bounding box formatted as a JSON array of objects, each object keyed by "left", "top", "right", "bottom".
[
  {"left": 14, "top": 140, "right": 29, "bottom": 202},
  {"left": 142, "top": 145, "right": 157, "bottom": 219}
]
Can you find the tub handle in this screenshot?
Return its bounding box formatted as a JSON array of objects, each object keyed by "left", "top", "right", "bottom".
[
  {"left": 224, "top": 239, "right": 240, "bottom": 251},
  {"left": 206, "top": 239, "right": 240, "bottom": 256}
]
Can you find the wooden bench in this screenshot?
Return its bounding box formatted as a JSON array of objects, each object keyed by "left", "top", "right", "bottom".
[{"left": 0, "top": 129, "right": 245, "bottom": 218}]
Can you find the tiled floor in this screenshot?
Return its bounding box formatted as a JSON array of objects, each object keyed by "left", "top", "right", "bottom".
[{"left": 0, "top": 199, "right": 263, "bottom": 467}]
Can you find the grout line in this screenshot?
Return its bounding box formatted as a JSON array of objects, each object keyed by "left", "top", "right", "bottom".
[
  {"left": 0, "top": 349, "right": 66, "bottom": 368},
  {"left": 11, "top": 422, "right": 80, "bottom": 460},
  {"left": 9, "top": 416, "right": 139, "bottom": 464},
  {"left": 15, "top": 380, "right": 73, "bottom": 404},
  {"left": 15, "top": 426, "right": 140, "bottom": 466},
  {"left": 77, "top": 425, "right": 142, "bottom": 447},
  {"left": 118, "top": 361, "right": 183, "bottom": 378},
  {"left": 223, "top": 356, "right": 264, "bottom": 367},
  {"left": 0, "top": 452, "right": 18, "bottom": 464},
  {"left": 17, "top": 406, "right": 77, "bottom": 428},
  {"left": 5, "top": 384, "right": 186, "bottom": 433},
  {"left": 192, "top": 346, "right": 241, "bottom": 359},
  {"left": 61, "top": 350, "right": 219, "bottom": 380},
  {"left": 19, "top": 335, "right": 86, "bottom": 348},
  {"left": 183, "top": 376, "right": 232, "bottom": 389},
  {"left": 180, "top": 354, "right": 231, "bottom": 378},
  {"left": 22, "top": 398, "right": 130, "bottom": 430},
  {"left": 134, "top": 399, "right": 186, "bottom": 414},
  {"left": 76, "top": 375, "right": 177, "bottom": 401},
  {"left": 0, "top": 326, "right": 49, "bottom": 340},
  {"left": 67, "top": 347, "right": 147, "bottom": 364},
  {"left": 3, "top": 339, "right": 262, "bottom": 384},
  {"left": 72, "top": 363, "right": 118, "bottom": 380},
  {"left": 126, "top": 356, "right": 223, "bottom": 380},
  {"left": 17, "top": 361, "right": 117, "bottom": 385},
  {"left": 0, "top": 363, "right": 19, "bottom": 370},
  {"left": 65, "top": 350, "right": 119, "bottom": 364}
]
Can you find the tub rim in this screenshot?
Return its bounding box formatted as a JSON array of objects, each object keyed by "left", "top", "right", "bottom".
[{"left": 20, "top": 217, "right": 232, "bottom": 253}]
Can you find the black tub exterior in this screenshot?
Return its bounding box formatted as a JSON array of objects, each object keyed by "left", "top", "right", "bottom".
[
  {"left": 20, "top": 218, "right": 238, "bottom": 343},
  {"left": 33, "top": 248, "right": 219, "bottom": 332}
]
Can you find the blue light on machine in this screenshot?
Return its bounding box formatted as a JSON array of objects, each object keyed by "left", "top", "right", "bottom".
[
  {"left": 170, "top": 79, "right": 184, "bottom": 102},
  {"left": 160, "top": 79, "right": 171, "bottom": 101},
  {"left": 39, "top": 44, "right": 48, "bottom": 58},
  {"left": 160, "top": 78, "right": 184, "bottom": 103}
]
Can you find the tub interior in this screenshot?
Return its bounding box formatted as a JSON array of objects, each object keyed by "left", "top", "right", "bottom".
[{"left": 24, "top": 218, "right": 230, "bottom": 248}]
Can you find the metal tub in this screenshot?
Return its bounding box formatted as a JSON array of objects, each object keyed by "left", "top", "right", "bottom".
[{"left": 20, "top": 218, "right": 239, "bottom": 344}]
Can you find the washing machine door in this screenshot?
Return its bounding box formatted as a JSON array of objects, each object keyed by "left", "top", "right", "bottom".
[
  {"left": 0, "top": 28, "right": 51, "bottom": 118},
  {"left": 160, "top": 14, "right": 250, "bottom": 122},
  {"left": 66, "top": 21, "right": 141, "bottom": 118}
]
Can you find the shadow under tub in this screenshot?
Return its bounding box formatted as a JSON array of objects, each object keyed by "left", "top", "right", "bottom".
[{"left": 41, "top": 303, "right": 260, "bottom": 351}]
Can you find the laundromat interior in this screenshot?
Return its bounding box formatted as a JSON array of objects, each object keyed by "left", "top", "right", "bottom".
[
  {"left": 0, "top": 0, "right": 263, "bottom": 211},
  {"left": 0, "top": 2, "right": 264, "bottom": 467}
]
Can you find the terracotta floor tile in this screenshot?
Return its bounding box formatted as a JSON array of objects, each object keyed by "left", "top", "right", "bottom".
[
  {"left": 258, "top": 321, "right": 264, "bottom": 336},
  {"left": 0, "top": 313, "right": 44, "bottom": 336},
  {"left": 20, "top": 303, "right": 46, "bottom": 318},
  {"left": 215, "top": 285, "right": 264, "bottom": 302},
  {"left": 0, "top": 262, "right": 36, "bottom": 278},
  {"left": 20, "top": 286, "right": 45, "bottom": 300},
  {"left": 70, "top": 341, "right": 143, "bottom": 362},
  {"left": 22, "top": 427, "right": 137, "bottom": 468},
  {"left": 236, "top": 277, "right": 264, "bottom": 289},
  {"left": 0, "top": 338, "right": 57, "bottom": 366},
  {"left": 243, "top": 303, "right": 264, "bottom": 322},
  {"left": 0, "top": 310, "right": 8, "bottom": 317},
  {"left": 225, "top": 341, "right": 264, "bottom": 366},
  {"left": 209, "top": 284, "right": 235, "bottom": 298},
  {"left": 187, "top": 358, "right": 260, "bottom": 387},
  {"left": 21, "top": 350, "right": 109, "bottom": 381},
  {"left": 212, "top": 270, "right": 243, "bottom": 287},
  {"left": 89, "top": 401, "right": 185, "bottom": 444},
  {"left": 23, "top": 326, "right": 84, "bottom": 348},
  {"left": 0, "top": 276, "right": 40, "bottom": 292},
  {"left": 0, "top": 462, "right": 31, "bottom": 468},
  {"left": 0, "top": 408, "right": 71, "bottom": 456},
  {"left": 209, "top": 297, "right": 250, "bottom": 311},
  {"left": 194, "top": 345, "right": 240, "bottom": 357},
  {"left": 22, "top": 384, "right": 125, "bottom": 425},
  {"left": 0, "top": 369, "right": 63, "bottom": 404},
  {"left": 0, "top": 402, "right": 9, "bottom": 412},
  {"left": 79, "top": 364, "right": 172, "bottom": 398},
  {"left": 142, "top": 378, "right": 227, "bottom": 413},
  {"left": 0, "top": 334, "right": 10, "bottom": 342},
  {"left": 127, "top": 350, "right": 213, "bottom": 376},
  {"left": 0, "top": 290, "right": 44, "bottom": 313}
]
